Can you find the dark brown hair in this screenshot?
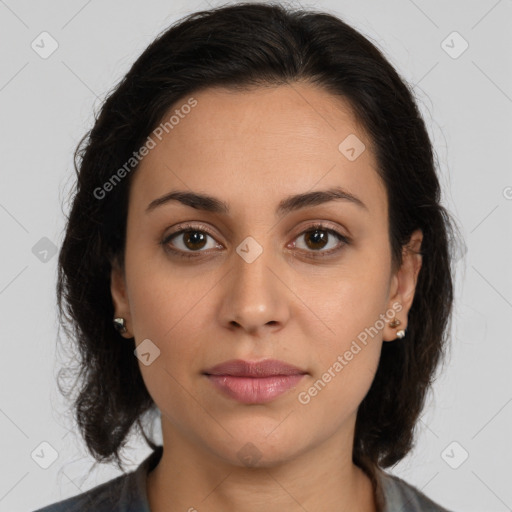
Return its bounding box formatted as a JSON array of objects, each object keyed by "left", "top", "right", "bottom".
[{"left": 56, "top": 1, "right": 461, "bottom": 477}]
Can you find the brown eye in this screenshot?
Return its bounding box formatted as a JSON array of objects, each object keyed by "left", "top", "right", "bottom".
[
  {"left": 303, "top": 228, "right": 329, "bottom": 250},
  {"left": 293, "top": 224, "right": 349, "bottom": 256},
  {"left": 181, "top": 230, "right": 208, "bottom": 250},
  {"left": 164, "top": 229, "right": 218, "bottom": 253}
]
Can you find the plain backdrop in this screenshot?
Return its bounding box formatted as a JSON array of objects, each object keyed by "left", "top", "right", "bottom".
[{"left": 1, "top": 0, "right": 511, "bottom": 511}]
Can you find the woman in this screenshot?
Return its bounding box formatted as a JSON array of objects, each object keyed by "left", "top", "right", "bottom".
[{"left": 34, "top": 2, "right": 460, "bottom": 511}]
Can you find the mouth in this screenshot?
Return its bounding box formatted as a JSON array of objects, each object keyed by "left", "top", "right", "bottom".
[{"left": 203, "top": 359, "right": 308, "bottom": 404}]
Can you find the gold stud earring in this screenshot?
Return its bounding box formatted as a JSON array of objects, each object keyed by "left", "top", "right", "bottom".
[{"left": 389, "top": 317, "right": 401, "bottom": 328}]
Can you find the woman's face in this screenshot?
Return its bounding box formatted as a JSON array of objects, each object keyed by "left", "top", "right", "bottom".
[{"left": 111, "top": 83, "right": 422, "bottom": 467}]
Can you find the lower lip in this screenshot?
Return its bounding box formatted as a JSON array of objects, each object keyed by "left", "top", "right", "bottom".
[{"left": 205, "top": 374, "right": 306, "bottom": 404}]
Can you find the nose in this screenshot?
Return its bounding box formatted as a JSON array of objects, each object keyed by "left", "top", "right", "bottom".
[{"left": 218, "top": 241, "right": 290, "bottom": 336}]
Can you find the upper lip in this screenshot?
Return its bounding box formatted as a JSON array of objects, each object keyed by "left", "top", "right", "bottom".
[{"left": 203, "top": 359, "right": 307, "bottom": 377}]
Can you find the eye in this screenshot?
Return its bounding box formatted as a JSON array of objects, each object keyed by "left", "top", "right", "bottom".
[
  {"left": 162, "top": 223, "right": 222, "bottom": 258},
  {"left": 291, "top": 223, "right": 349, "bottom": 257},
  {"left": 161, "top": 222, "right": 349, "bottom": 259}
]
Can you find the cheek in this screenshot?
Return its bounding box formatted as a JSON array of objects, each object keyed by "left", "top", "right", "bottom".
[
  {"left": 131, "top": 274, "right": 209, "bottom": 424},
  {"left": 125, "top": 251, "right": 204, "bottom": 340},
  {"left": 297, "top": 257, "right": 389, "bottom": 409},
  {"left": 295, "top": 316, "right": 383, "bottom": 434},
  {"left": 126, "top": 262, "right": 220, "bottom": 393},
  {"left": 300, "top": 252, "right": 391, "bottom": 351}
]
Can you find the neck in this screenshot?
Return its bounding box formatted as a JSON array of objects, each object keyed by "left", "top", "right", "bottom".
[{"left": 147, "top": 422, "right": 377, "bottom": 512}]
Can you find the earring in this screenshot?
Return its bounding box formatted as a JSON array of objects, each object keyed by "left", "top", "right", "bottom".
[
  {"left": 389, "top": 315, "right": 406, "bottom": 340},
  {"left": 113, "top": 317, "right": 127, "bottom": 334},
  {"left": 389, "top": 317, "right": 401, "bottom": 328}
]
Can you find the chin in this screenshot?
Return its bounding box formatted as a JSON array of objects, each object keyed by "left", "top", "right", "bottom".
[{"left": 205, "top": 426, "right": 310, "bottom": 469}]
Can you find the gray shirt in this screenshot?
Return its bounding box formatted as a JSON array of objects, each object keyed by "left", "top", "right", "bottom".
[{"left": 33, "top": 446, "right": 453, "bottom": 512}]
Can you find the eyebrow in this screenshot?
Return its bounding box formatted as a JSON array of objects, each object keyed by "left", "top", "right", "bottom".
[{"left": 145, "top": 186, "right": 368, "bottom": 216}]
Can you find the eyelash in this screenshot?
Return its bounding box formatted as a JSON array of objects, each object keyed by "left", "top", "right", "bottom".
[{"left": 160, "top": 222, "right": 350, "bottom": 259}]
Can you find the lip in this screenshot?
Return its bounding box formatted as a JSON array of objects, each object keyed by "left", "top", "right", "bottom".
[{"left": 203, "top": 359, "right": 308, "bottom": 404}]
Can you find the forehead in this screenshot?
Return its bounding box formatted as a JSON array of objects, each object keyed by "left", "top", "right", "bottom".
[{"left": 129, "top": 83, "right": 387, "bottom": 219}]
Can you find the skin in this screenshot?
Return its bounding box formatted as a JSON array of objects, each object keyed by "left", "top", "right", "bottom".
[{"left": 111, "top": 82, "right": 423, "bottom": 512}]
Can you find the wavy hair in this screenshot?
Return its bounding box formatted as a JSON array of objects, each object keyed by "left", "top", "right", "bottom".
[{"left": 56, "top": 1, "right": 461, "bottom": 479}]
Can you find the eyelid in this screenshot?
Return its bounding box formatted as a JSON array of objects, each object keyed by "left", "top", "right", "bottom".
[
  {"left": 164, "top": 221, "right": 217, "bottom": 240},
  {"left": 162, "top": 221, "right": 222, "bottom": 253}
]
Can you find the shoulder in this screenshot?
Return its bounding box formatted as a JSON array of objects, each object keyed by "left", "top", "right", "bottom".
[
  {"left": 376, "top": 469, "right": 454, "bottom": 512},
  {"left": 32, "top": 445, "right": 162, "bottom": 512},
  {"left": 31, "top": 473, "right": 129, "bottom": 512}
]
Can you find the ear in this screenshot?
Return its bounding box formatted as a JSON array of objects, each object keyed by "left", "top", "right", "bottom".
[
  {"left": 110, "top": 258, "right": 133, "bottom": 338},
  {"left": 383, "top": 229, "right": 423, "bottom": 342}
]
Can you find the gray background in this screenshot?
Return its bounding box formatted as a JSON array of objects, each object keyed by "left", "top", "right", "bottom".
[{"left": 1, "top": 0, "right": 511, "bottom": 510}]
